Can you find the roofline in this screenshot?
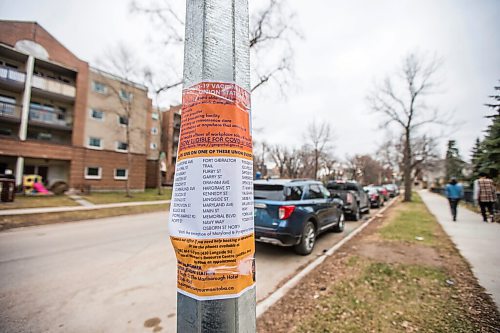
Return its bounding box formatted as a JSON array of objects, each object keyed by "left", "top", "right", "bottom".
[{"left": 90, "top": 66, "right": 148, "bottom": 91}]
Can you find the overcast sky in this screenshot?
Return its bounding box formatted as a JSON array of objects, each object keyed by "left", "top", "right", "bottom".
[{"left": 1, "top": 0, "right": 499, "bottom": 162}]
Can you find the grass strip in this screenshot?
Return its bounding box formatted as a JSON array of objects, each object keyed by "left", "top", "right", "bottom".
[
  {"left": 80, "top": 188, "right": 172, "bottom": 204},
  {"left": 0, "top": 195, "right": 79, "bottom": 210},
  {"left": 0, "top": 204, "right": 169, "bottom": 231},
  {"left": 262, "top": 192, "right": 499, "bottom": 333}
]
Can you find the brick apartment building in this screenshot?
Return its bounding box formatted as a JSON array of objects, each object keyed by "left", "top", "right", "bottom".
[{"left": 0, "top": 20, "right": 155, "bottom": 191}]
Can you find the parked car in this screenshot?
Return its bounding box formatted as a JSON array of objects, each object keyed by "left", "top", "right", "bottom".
[
  {"left": 326, "top": 180, "right": 370, "bottom": 221},
  {"left": 383, "top": 184, "right": 400, "bottom": 198},
  {"left": 254, "top": 179, "right": 345, "bottom": 255},
  {"left": 364, "top": 186, "right": 384, "bottom": 208},
  {"left": 374, "top": 185, "right": 389, "bottom": 202}
]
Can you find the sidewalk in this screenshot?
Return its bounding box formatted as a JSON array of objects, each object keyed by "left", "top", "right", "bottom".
[
  {"left": 0, "top": 200, "right": 170, "bottom": 216},
  {"left": 419, "top": 190, "right": 499, "bottom": 310}
]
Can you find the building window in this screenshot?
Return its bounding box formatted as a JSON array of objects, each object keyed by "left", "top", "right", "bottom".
[
  {"left": 116, "top": 141, "right": 128, "bottom": 152},
  {"left": 119, "top": 89, "right": 133, "bottom": 101},
  {"left": 118, "top": 115, "right": 128, "bottom": 126},
  {"left": 88, "top": 137, "right": 102, "bottom": 149},
  {"left": 0, "top": 94, "right": 16, "bottom": 115},
  {"left": 152, "top": 112, "right": 159, "bottom": 120},
  {"left": 114, "top": 168, "right": 128, "bottom": 180},
  {"left": 90, "top": 108, "right": 104, "bottom": 120},
  {"left": 150, "top": 142, "right": 157, "bottom": 150},
  {"left": 151, "top": 127, "right": 158, "bottom": 135},
  {"left": 85, "top": 166, "right": 102, "bottom": 179},
  {"left": 92, "top": 81, "right": 107, "bottom": 94}
]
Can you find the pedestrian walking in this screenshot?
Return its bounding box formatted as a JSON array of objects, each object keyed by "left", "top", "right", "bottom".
[
  {"left": 476, "top": 172, "right": 497, "bottom": 223},
  {"left": 445, "top": 177, "right": 463, "bottom": 222}
]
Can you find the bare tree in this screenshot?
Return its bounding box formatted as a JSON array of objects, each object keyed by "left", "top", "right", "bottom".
[
  {"left": 367, "top": 52, "right": 444, "bottom": 201},
  {"left": 130, "top": 0, "right": 300, "bottom": 94},
  {"left": 97, "top": 44, "right": 146, "bottom": 197},
  {"left": 284, "top": 147, "right": 304, "bottom": 179},
  {"left": 268, "top": 144, "right": 289, "bottom": 178},
  {"left": 305, "top": 120, "right": 333, "bottom": 180},
  {"left": 253, "top": 140, "right": 269, "bottom": 178}
]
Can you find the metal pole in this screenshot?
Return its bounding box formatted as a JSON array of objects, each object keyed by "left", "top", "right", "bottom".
[{"left": 170, "top": 0, "right": 254, "bottom": 332}]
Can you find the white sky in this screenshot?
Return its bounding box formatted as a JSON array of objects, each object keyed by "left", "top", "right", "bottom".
[{"left": 1, "top": 0, "right": 499, "bottom": 162}]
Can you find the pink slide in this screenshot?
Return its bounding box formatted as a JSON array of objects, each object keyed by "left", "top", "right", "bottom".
[{"left": 33, "top": 182, "right": 49, "bottom": 194}]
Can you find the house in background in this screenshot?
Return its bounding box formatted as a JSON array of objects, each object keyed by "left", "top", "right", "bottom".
[
  {"left": 0, "top": 20, "right": 153, "bottom": 191},
  {"left": 145, "top": 104, "right": 181, "bottom": 188}
]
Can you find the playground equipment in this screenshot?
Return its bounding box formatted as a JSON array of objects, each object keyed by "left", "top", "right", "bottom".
[{"left": 23, "top": 175, "right": 50, "bottom": 195}]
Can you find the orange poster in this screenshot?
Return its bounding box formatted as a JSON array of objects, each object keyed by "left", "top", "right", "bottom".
[{"left": 169, "top": 82, "right": 255, "bottom": 300}]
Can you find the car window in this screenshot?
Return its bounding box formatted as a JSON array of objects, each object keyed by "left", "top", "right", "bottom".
[
  {"left": 284, "top": 186, "right": 303, "bottom": 201},
  {"left": 254, "top": 184, "right": 285, "bottom": 200},
  {"left": 346, "top": 183, "right": 358, "bottom": 191},
  {"left": 254, "top": 184, "right": 304, "bottom": 201},
  {"left": 327, "top": 182, "right": 359, "bottom": 191},
  {"left": 319, "top": 185, "right": 330, "bottom": 198},
  {"left": 305, "top": 184, "right": 324, "bottom": 199}
]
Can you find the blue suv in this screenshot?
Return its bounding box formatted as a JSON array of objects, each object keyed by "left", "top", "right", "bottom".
[{"left": 254, "top": 179, "right": 344, "bottom": 255}]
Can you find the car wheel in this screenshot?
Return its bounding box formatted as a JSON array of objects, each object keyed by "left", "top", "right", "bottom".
[
  {"left": 294, "top": 221, "right": 316, "bottom": 255},
  {"left": 333, "top": 212, "right": 345, "bottom": 233}
]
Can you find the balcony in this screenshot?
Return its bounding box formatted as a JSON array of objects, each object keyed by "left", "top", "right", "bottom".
[
  {"left": 0, "top": 66, "right": 26, "bottom": 91},
  {"left": 29, "top": 107, "right": 72, "bottom": 131},
  {"left": 31, "top": 75, "right": 76, "bottom": 100},
  {"left": 0, "top": 102, "right": 21, "bottom": 123}
]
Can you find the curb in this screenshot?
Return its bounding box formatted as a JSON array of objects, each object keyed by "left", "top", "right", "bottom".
[{"left": 256, "top": 197, "right": 399, "bottom": 318}]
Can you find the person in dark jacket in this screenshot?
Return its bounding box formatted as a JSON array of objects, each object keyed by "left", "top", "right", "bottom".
[
  {"left": 476, "top": 172, "right": 497, "bottom": 223},
  {"left": 445, "top": 177, "right": 464, "bottom": 222}
]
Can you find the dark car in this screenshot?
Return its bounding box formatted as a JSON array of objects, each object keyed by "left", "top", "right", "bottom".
[
  {"left": 364, "top": 186, "right": 384, "bottom": 208},
  {"left": 383, "top": 184, "right": 400, "bottom": 198},
  {"left": 326, "top": 180, "right": 370, "bottom": 221},
  {"left": 254, "top": 179, "right": 344, "bottom": 255}
]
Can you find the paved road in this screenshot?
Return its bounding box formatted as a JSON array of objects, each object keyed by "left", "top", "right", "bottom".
[
  {"left": 419, "top": 190, "right": 500, "bottom": 310},
  {"left": 0, "top": 208, "right": 377, "bottom": 332}
]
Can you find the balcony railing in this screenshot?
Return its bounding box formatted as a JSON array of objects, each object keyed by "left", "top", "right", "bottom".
[
  {"left": 31, "top": 75, "right": 76, "bottom": 98},
  {"left": 0, "top": 66, "right": 26, "bottom": 84},
  {"left": 29, "top": 107, "right": 72, "bottom": 129},
  {"left": 0, "top": 102, "right": 21, "bottom": 120}
]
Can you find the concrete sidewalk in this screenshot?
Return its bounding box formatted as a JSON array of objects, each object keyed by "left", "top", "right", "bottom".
[
  {"left": 419, "top": 190, "right": 499, "bottom": 310},
  {"left": 0, "top": 200, "right": 170, "bottom": 216}
]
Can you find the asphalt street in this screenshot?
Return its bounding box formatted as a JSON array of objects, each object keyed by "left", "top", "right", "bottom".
[{"left": 0, "top": 209, "right": 371, "bottom": 333}]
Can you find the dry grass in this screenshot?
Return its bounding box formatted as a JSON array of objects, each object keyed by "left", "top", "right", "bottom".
[
  {"left": 0, "top": 204, "right": 169, "bottom": 231},
  {"left": 258, "top": 193, "right": 500, "bottom": 333},
  {"left": 0, "top": 195, "right": 78, "bottom": 210}
]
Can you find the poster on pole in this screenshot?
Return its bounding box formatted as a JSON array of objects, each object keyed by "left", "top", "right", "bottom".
[{"left": 169, "top": 82, "right": 255, "bottom": 300}]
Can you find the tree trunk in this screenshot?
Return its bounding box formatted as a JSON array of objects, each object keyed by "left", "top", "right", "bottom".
[
  {"left": 126, "top": 151, "right": 132, "bottom": 198},
  {"left": 314, "top": 149, "right": 319, "bottom": 180},
  {"left": 403, "top": 131, "right": 412, "bottom": 202},
  {"left": 157, "top": 157, "right": 163, "bottom": 195}
]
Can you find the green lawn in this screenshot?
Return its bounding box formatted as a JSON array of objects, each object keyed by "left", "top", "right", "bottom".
[
  {"left": 0, "top": 195, "right": 78, "bottom": 210},
  {"left": 80, "top": 188, "right": 172, "bottom": 204}
]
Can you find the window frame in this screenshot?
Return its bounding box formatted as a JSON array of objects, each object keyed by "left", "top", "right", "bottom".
[
  {"left": 89, "top": 108, "right": 104, "bottom": 121},
  {"left": 119, "top": 89, "right": 133, "bottom": 101},
  {"left": 150, "top": 142, "right": 158, "bottom": 150},
  {"left": 92, "top": 81, "right": 107, "bottom": 94},
  {"left": 114, "top": 168, "right": 128, "bottom": 180},
  {"left": 85, "top": 166, "right": 102, "bottom": 180},
  {"left": 87, "top": 136, "right": 103, "bottom": 150},
  {"left": 116, "top": 141, "right": 129, "bottom": 152},
  {"left": 118, "top": 115, "right": 129, "bottom": 127},
  {"left": 151, "top": 127, "right": 158, "bottom": 135}
]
